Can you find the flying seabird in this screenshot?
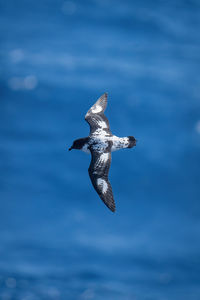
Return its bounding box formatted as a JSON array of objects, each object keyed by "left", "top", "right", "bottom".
[{"left": 69, "top": 93, "right": 137, "bottom": 212}]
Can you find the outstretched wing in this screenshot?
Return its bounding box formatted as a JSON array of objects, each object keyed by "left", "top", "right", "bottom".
[
  {"left": 85, "top": 93, "right": 111, "bottom": 135},
  {"left": 88, "top": 149, "right": 115, "bottom": 212}
]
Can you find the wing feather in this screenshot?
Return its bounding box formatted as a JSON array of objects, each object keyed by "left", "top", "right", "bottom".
[
  {"left": 88, "top": 150, "right": 115, "bottom": 212},
  {"left": 85, "top": 93, "right": 111, "bottom": 135}
]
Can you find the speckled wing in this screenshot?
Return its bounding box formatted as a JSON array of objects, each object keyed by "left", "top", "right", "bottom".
[
  {"left": 85, "top": 93, "right": 111, "bottom": 135},
  {"left": 88, "top": 150, "right": 115, "bottom": 212}
]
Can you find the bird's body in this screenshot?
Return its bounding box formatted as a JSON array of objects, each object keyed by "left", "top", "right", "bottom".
[
  {"left": 79, "top": 135, "right": 134, "bottom": 154},
  {"left": 69, "top": 93, "right": 136, "bottom": 212}
]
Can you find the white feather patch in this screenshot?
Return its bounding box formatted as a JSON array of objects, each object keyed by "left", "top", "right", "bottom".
[
  {"left": 81, "top": 144, "right": 90, "bottom": 154},
  {"left": 97, "top": 120, "right": 107, "bottom": 128},
  {"left": 92, "top": 105, "right": 102, "bottom": 113},
  {"left": 111, "top": 136, "right": 129, "bottom": 152},
  {"left": 94, "top": 152, "right": 109, "bottom": 169},
  {"left": 100, "top": 152, "right": 109, "bottom": 163},
  {"left": 97, "top": 178, "right": 108, "bottom": 194}
]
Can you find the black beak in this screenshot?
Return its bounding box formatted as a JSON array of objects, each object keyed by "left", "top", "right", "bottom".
[{"left": 69, "top": 147, "right": 72, "bottom": 151}]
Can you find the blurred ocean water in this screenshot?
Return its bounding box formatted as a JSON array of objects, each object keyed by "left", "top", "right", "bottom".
[{"left": 0, "top": 0, "right": 200, "bottom": 299}]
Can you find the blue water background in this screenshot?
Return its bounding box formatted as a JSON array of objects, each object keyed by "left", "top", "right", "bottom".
[{"left": 0, "top": 0, "right": 200, "bottom": 299}]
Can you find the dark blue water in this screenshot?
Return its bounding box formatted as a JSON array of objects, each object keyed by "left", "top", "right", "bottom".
[{"left": 1, "top": 0, "right": 200, "bottom": 299}]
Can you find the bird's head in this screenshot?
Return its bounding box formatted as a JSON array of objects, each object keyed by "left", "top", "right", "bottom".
[{"left": 69, "top": 138, "right": 87, "bottom": 151}]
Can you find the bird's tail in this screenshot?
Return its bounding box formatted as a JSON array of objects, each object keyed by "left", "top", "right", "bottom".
[{"left": 128, "top": 136, "right": 137, "bottom": 148}]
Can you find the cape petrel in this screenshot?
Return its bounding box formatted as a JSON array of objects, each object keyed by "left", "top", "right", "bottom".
[{"left": 69, "top": 93, "right": 136, "bottom": 212}]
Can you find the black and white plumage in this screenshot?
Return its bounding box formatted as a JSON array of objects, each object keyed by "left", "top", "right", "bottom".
[{"left": 69, "top": 93, "right": 137, "bottom": 212}]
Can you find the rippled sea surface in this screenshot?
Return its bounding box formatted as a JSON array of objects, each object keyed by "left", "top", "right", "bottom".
[{"left": 1, "top": 0, "right": 200, "bottom": 299}]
